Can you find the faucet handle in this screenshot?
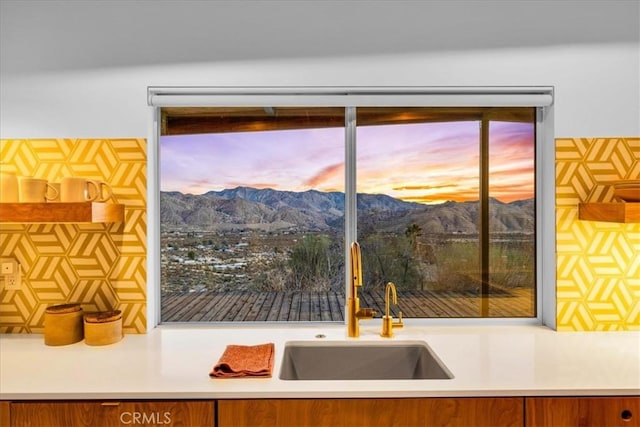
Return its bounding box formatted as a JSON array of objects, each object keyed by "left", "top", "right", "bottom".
[
  {"left": 357, "top": 308, "right": 376, "bottom": 318},
  {"left": 394, "top": 311, "right": 404, "bottom": 328}
]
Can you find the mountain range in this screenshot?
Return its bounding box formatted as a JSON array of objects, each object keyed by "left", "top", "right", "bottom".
[{"left": 160, "top": 186, "right": 534, "bottom": 234}]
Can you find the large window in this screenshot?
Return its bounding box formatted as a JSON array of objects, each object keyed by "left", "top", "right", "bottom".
[{"left": 151, "top": 88, "right": 553, "bottom": 324}]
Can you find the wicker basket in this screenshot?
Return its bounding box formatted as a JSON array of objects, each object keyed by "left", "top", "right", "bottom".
[
  {"left": 44, "top": 303, "right": 84, "bottom": 346},
  {"left": 84, "top": 310, "right": 123, "bottom": 346}
]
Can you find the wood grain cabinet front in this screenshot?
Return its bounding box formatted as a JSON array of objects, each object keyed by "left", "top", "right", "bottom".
[
  {"left": 578, "top": 202, "right": 640, "bottom": 223},
  {"left": 218, "top": 398, "right": 524, "bottom": 427},
  {"left": 1, "top": 401, "right": 10, "bottom": 427},
  {"left": 8, "top": 400, "right": 214, "bottom": 427},
  {"left": 0, "top": 202, "right": 125, "bottom": 223},
  {"left": 526, "top": 397, "right": 640, "bottom": 427}
]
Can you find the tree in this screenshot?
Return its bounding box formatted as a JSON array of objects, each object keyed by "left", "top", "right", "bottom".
[{"left": 405, "top": 223, "right": 422, "bottom": 249}]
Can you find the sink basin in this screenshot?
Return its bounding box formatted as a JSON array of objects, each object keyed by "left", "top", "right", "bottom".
[{"left": 279, "top": 340, "right": 453, "bottom": 380}]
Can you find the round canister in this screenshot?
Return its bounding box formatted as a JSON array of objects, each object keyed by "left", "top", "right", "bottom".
[
  {"left": 44, "top": 303, "right": 84, "bottom": 346},
  {"left": 84, "top": 310, "right": 123, "bottom": 346}
]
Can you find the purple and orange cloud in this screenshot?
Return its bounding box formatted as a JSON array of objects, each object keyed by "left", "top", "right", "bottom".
[
  {"left": 161, "top": 120, "right": 534, "bottom": 204},
  {"left": 305, "top": 163, "right": 345, "bottom": 189}
]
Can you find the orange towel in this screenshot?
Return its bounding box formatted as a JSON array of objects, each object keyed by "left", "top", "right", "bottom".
[{"left": 209, "top": 343, "right": 275, "bottom": 378}]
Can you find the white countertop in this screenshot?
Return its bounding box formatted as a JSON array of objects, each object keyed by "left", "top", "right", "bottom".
[{"left": 1, "top": 324, "right": 639, "bottom": 400}]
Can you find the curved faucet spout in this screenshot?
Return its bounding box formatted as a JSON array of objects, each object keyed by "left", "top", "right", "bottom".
[
  {"left": 381, "top": 281, "right": 403, "bottom": 338},
  {"left": 384, "top": 282, "right": 398, "bottom": 317}
]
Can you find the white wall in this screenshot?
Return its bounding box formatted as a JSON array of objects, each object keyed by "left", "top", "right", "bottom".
[{"left": 1, "top": 0, "right": 638, "bottom": 139}]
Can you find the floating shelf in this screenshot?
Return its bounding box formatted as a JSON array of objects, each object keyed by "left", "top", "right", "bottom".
[
  {"left": 578, "top": 202, "right": 640, "bottom": 223},
  {"left": 0, "top": 202, "right": 125, "bottom": 223}
]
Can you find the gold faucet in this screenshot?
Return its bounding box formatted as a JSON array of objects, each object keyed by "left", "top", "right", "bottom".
[
  {"left": 380, "top": 282, "right": 403, "bottom": 338},
  {"left": 347, "top": 241, "right": 375, "bottom": 337}
]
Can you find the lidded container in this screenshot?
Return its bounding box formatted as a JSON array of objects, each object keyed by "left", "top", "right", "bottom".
[
  {"left": 44, "top": 303, "right": 84, "bottom": 346},
  {"left": 84, "top": 310, "right": 123, "bottom": 346}
]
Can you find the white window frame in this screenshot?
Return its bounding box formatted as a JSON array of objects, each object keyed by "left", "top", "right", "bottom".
[{"left": 147, "top": 86, "right": 556, "bottom": 330}]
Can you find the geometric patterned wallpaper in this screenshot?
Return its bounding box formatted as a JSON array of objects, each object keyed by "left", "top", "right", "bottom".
[
  {"left": 0, "top": 139, "right": 147, "bottom": 334},
  {"left": 1, "top": 137, "right": 638, "bottom": 332},
  {"left": 556, "top": 137, "right": 640, "bottom": 331}
]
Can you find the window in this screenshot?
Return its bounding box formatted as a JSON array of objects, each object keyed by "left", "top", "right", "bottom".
[
  {"left": 159, "top": 108, "right": 346, "bottom": 322},
  {"left": 355, "top": 108, "right": 535, "bottom": 318},
  {"left": 149, "top": 87, "right": 554, "bottom": 325}
]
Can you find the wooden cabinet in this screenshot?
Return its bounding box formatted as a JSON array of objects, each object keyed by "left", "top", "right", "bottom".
[
  {"left": 4, "top": 396, "right": 639, "bottom": 426},
  {"left": 8, "top": 400, "right": 214, "bottom": 427},
  {"left": 0, "top": 202, "right": 124, "bottom": 223},
  {"left": 526, "top": 396, "right": 640, "bottom": 427},
  {"left": 218, "top": 398, "right": 524, "bottom": 427}
]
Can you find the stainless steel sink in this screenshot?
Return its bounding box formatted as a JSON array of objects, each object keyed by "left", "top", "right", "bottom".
[{"left": 279, "top": 340, "right": 453, "bottom": 380}]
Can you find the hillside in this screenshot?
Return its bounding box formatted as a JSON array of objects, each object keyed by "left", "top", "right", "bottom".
[{"left": 160, "top": 187, "right": 534, "bottom": 233}]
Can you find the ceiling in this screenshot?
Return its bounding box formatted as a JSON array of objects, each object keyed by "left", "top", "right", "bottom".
[{"left": 1, "top": 0, "right": 638, "bottom": 75}]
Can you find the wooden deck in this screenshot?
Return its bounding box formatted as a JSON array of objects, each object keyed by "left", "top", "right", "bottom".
[{"left": 161, "top": 288, "right": 534, "bottom": 322}]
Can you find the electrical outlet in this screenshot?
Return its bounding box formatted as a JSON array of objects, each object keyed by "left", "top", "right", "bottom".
[
  {"left": 4, "top": 274, "right": 21, "bottom": 290},
  {"left": 1, "top": 258, "right": 21, "bottom": 291}
]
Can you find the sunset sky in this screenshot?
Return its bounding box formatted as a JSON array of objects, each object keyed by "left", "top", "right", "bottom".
[{"left": 160, "top": 121, "right": 534, "bottom": 204}]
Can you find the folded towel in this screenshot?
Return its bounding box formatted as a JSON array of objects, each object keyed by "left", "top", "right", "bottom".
[{"left": 209, "top": 343, "right": 275, "bottom": 378}]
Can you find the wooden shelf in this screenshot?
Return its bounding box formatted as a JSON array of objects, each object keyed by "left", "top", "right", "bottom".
[
  {"left": 0, "top": 202, "right": 124, "bottom": 223},
  {"left": 578, "top": 202, "right": 640, "bottom": 223}
]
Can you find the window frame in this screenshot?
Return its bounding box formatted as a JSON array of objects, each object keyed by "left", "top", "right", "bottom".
[{"left": 147, "top": 87, "right": 556, "bottom": 330}]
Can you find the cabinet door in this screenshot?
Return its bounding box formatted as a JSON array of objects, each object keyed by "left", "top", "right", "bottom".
[
  {"left": 10, "top": 400, "right": 214, "bottom": 427},
  {"left": 218, "top": 398, "right": 523, "bottom": 427},
  {"left": 526, "top": 397, "right": 640, "bottom": 427},
  {"left": 1, "top": 401, "right": 10, "bottom": 427}
]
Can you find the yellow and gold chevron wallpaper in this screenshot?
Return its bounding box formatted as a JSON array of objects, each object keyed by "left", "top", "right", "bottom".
[
  {"left": 0, "top": 139, "right": 147, "bottom": 333},
  {"left": 556, "top": 137, "right": 640, "bottom": 331},
  {"left": 1, "top": 137, "right": 638, "bottom": 333}
]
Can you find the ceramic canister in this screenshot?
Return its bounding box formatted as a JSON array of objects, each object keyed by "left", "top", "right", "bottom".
[
  {"left": 84, "top": 310, "right": 123, "bottom": 346},
  {"left": 44, "top": 303, "right": 84, "bottom": 346}
]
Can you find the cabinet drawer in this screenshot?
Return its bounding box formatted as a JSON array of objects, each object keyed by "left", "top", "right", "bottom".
[
  {"left": 10, "top": 400, "right": 214, "bottom": 427},
  {"left": 219, "top": 398, "right": 523, "bottom": 427},
  {"left": 526, "top": 396, "right": 640, "bottom": 427}
]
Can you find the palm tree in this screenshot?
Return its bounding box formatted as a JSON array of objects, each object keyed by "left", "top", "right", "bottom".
[{"left": 405, "top": 223, "right": 422, "bottom": 249}]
